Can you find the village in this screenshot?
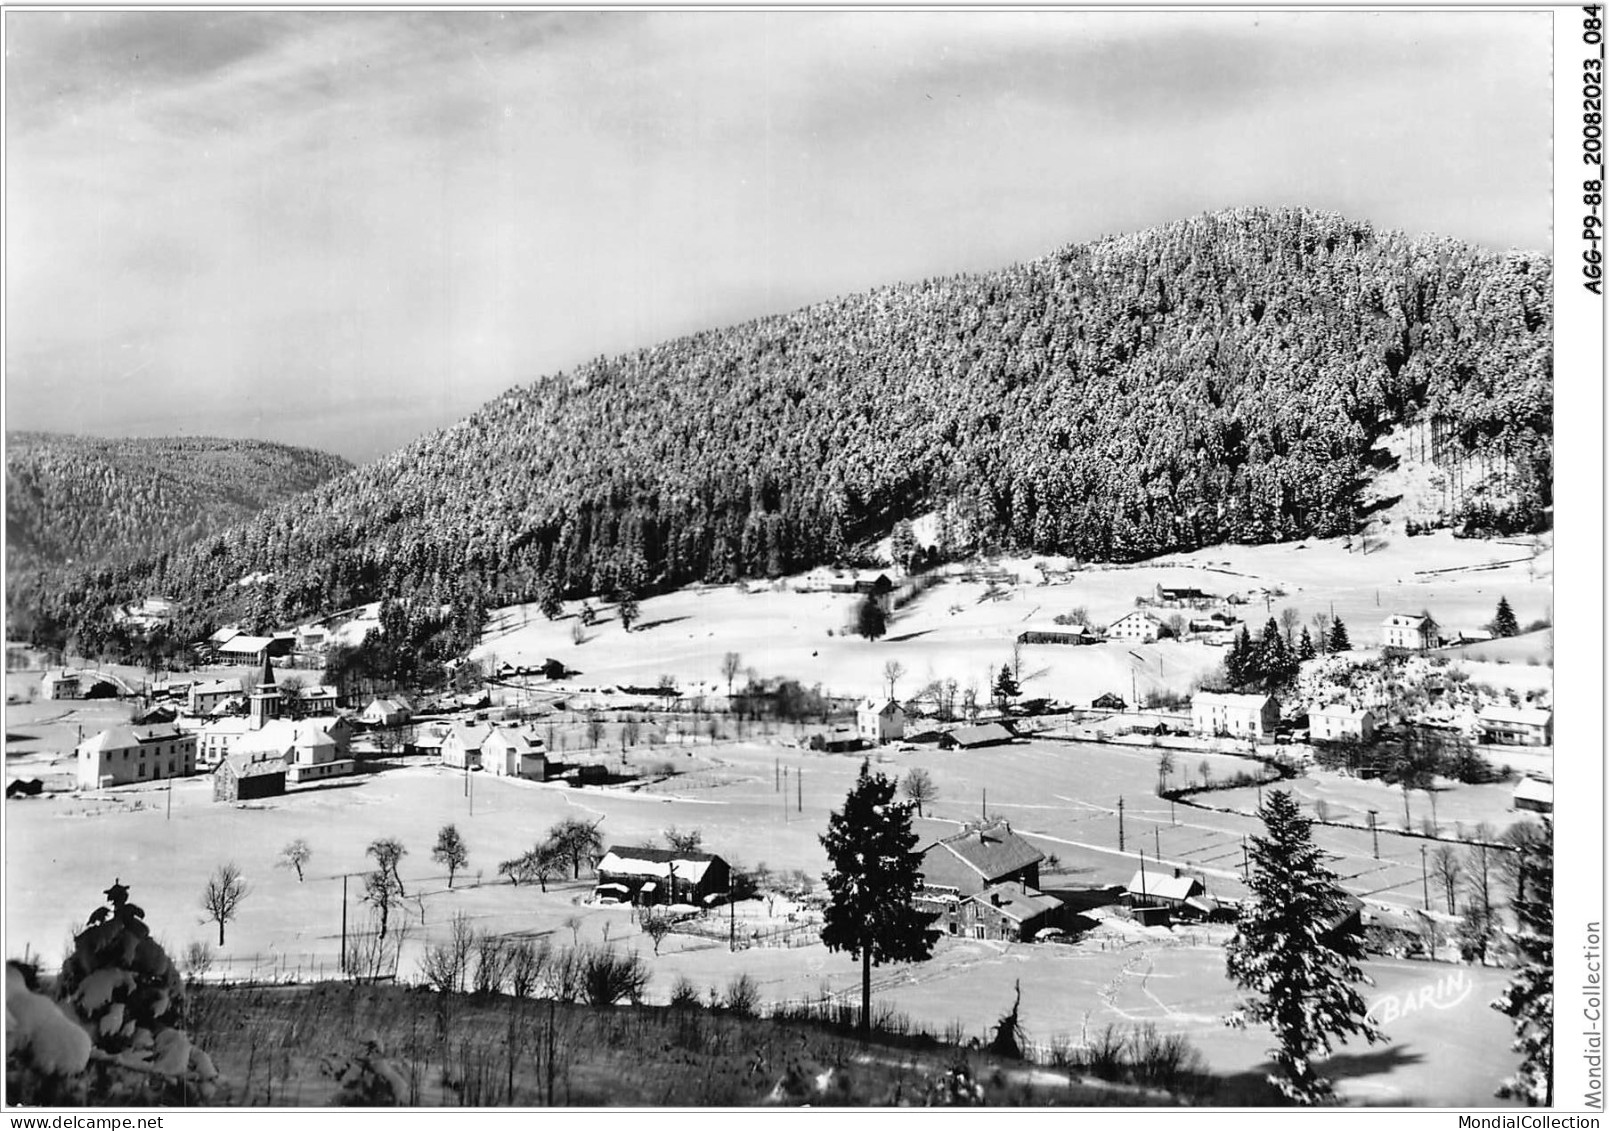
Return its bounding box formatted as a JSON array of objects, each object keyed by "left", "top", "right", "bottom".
[{"left": 3, "top": 524, "right": 1553, "bottom": 1103}]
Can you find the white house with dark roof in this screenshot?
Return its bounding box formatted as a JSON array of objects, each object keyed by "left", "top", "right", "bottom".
[
  {"left": 856, "top": 699, "right": 906, "bottom": 744},
  {"left": 1380, "top": 613, "right": 1436, "bottom": 652}
]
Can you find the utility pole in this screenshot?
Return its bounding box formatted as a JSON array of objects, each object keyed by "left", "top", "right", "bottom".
[
  {"left": 1118, "top": 796, "right": 1125, "bottom": 852},
  {"left": 1241, "top": 835, "right": 1249, "bottom": 878},
  {"left": 340, "top": 873, "right": 349, "bottom": 976},
  {"left": 1368, "top": 810, "right": 1379, "bottom": 859},
  {"left": 982, "top": 788, "right": 987, "bottom": 820},
  {"left": 1154, "top": 825, "right": 1160, "bottom": 860},
  {"left": 797, "top": 766, "right": 802, "bottom": 813},
  {"left": 729, "top": 886, "right": 736, "bottom": 952},
  {"left": 775, "top": 759, "right": 780, "bottom": 792}
]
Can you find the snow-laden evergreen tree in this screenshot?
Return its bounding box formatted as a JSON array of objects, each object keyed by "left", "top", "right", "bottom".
[
  {"left": 1492, "top": 596, "right": 1521, "bottom": 638},
  {"left": 1297, "top": 626, "right": 1317, "bottom": 662},
  {"left": 819, "top": 761, "right": 938, "bottom": 1034},
  {"left": 992, "top": 664, "right": 1020, "bottom": 709},
  {"left": 1327, "top": 617, "right": 1352, "bottom": 653},
  {"left": 1226, "top": 790, "right": 1381, "bottom": 1103},
  {"left": 1493, "top": 818, "right": 1552, "bottom": 1104},
  {"left": 855, "top": 594, "right": 887, "bottom": 641}
]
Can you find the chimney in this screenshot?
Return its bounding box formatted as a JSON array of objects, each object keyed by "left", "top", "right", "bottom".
[
  {"left": 990, "top": 893, "right": 1002, "bottom": 907},
  {"left": 1174, "top": 867, "right": 1182, "bottom": 878}
]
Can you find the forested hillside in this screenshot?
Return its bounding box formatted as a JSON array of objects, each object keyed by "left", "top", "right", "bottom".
[
  {"left": 5, "top": 434, "right": 351, "bottom": 579},
  {"left": 18, "top": 209, "right": 1551, "bottom": 657}
]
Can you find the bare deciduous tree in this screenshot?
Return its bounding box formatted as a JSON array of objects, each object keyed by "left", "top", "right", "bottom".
[
  {"left": 664, "top": 826, "right": 703, "bottom": 854},
  {"left": 200, "top": 862, "right": 249, "bottom": 946},
  {"left": 368, "top": 837, "right": 408, "bottom": 897},
  {"left": 902, "top": 767, "right": 938, "bottom": 817},
  {"left": 641, "top": 910, "right": 673, "bottom": 957},
  {"left": 882, "top": 659, "right": 906, "bottom": 701},
  {"left": 1432, "top": 845, "right": 1464, "bottom": 914},
  {"left": 721, "top": 652, "right": 742, "bottom": 699},
  {"left": 278, "top": 838, "right": 312, "bottom": 883},
  {"left": 1279, "top": 608, "right": 1302, "bottom": 645},
  {"left": 1311, "top": 612, "right": 1332, "bottom": 655},
  {"left": 433, "top": 824, "right": 469, "bottom": 889},
  {"left": 362, "top": 867, "right": 404, "bottom": 940}
]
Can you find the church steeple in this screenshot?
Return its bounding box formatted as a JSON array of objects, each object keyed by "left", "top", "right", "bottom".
[{"left": 249, "top": 652, "right": 280, "bottom": 731}]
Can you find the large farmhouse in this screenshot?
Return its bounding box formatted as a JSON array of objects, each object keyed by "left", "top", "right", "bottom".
[
  {"left": 77, "top": 723, "right": 198, "bottom": 789},
  {"left": 1106, "top": 611, "right": 1164, "bottom": 643},
  {"left": 930, "top": 881, "right": 1064, "bottom": 942},
  {"left": 481, "top": 726, "right": 547, "bottom": 779},
  {"left": 918, "top": 821, "right": 1042, "bottom": 898},
  {"left": 594, "top": 846, "right": 731, "bottom": 907}
]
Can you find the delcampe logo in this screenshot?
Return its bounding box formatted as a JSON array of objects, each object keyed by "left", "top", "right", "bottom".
[{"left": 1365, "top": 970, "right": 1473, "bottom": 1026}]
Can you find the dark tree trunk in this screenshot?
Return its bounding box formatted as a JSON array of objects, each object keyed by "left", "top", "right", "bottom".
[
  {"left": 861, "top": 949, "right": 871, "bottom": 1036},
  {"left": 218, "top": 920, "right": 225, "bottom": 946}
]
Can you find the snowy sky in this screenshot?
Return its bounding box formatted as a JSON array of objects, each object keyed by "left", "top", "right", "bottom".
[{"left": 4, "top": 10, "right": 1552, "bottom": 462}]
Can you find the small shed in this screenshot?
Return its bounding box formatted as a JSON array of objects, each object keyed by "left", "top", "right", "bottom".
[
  {"left": 1124, "top": 869, "right": 1205, "bottom": 911},
  {"left": 1512, "top": 776, "right": 1554, "bottom": 814},
  {"left": 1016, "top": 625, "right": 1092, "bottom": 646},
  {"left": 938, "top": 723, "right": 1015, "bottom": 750}
]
